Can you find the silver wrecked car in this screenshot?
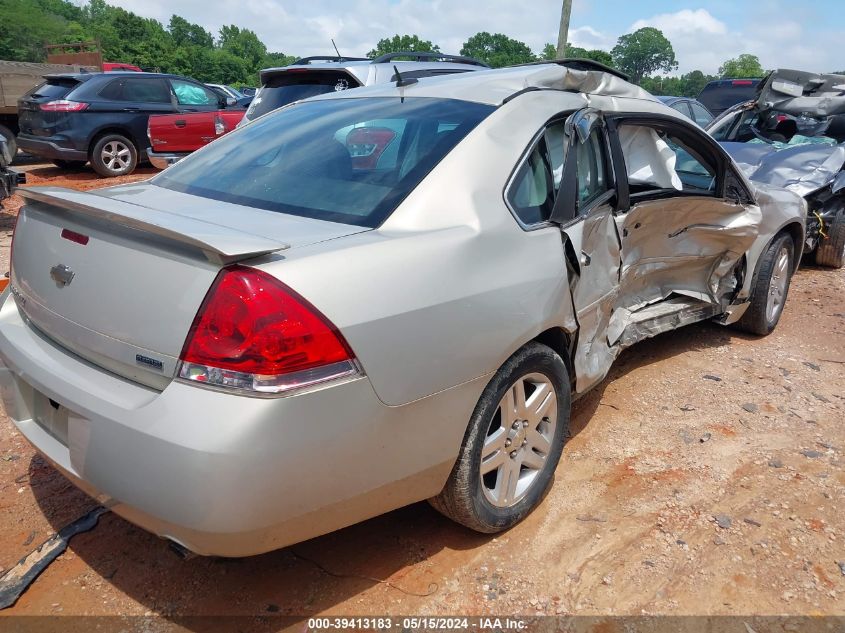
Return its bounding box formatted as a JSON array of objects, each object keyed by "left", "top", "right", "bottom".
[{"left": 0, "top": 61, "right": 805, "bottom": 556}]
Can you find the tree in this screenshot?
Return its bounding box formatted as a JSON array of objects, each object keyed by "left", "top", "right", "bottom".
[
  {"left": 611, "top": 27, "right": 677, "bottom": 84},
  {"left": 718, "top": 54, "right": 764, "bottom": 78},
  {"left": 219, "top": 25, "right": 266, "bottom": 70},
  {"left": 540, "top": 43, "right": 557, "bottom": 60},
  {"left": 565, "top": 45, "right": 613, "bottom": 67},
  {"left": 168, "top": 15, "right": 213, "bottom": 49},
  {"left": 460, "top": 32, "right": 535, "bottom": 68},
  {"left": 367, "top": 34, "right": 440, "bottom": 59}
]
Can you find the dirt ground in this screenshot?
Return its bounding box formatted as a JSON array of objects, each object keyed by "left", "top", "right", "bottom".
[{"left": 0, "top": 162, "right": 843, "bottom": 623}]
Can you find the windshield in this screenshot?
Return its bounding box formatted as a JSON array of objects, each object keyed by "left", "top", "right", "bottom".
[
  {"left": 154, "top": 97, "right": 494, "bottom": 228},
  {"left": 245, "top": 71, "right": 359, "bottom": 120}
]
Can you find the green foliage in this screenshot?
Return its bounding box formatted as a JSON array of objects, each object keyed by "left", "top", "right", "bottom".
[
  {"left": 639, "top": 70, "right": 716, "bottom": 97},
  {"left": 367, "top": 35, "right": 440, "bottom": 59},
  {"left": 460, "top": 32, "right": 535, "bottom": 68},
  {"left": 718, "top": 54, "right": 764, "bottom": 78},
  {"left": 0, "top": 0, "right": 296, "bottom": 85},
  {"left": 540, "top": 43, "right": 557, "bottom": 60},
  {"left": 611, "top": 27, "right": 677, "bottom": 84},
  {"left": 564, "top": 45, "right": 613, "bottom": 67}
]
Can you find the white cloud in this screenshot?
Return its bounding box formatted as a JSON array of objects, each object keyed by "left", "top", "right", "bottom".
[{"left": 629, "top": 8, "right": 842, "bottom": 75}]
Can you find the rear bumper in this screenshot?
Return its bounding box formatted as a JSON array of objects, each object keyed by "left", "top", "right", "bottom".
[
  {"left": 0, "top": 291, "right": 477, "bottom": 556},
  {"left": 16, "top": 135, "right": 87, "bottom": 161},
  {"left": 147, "top": 149, "right": 188, "bottom": 170}
]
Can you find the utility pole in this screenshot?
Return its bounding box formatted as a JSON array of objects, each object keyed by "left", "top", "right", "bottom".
[{"left": 556, "top": 0, "right": 573, "bottom": 58}]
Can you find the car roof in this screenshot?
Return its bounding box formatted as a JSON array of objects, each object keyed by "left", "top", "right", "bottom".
[
  {"left": 656, "top": 96, "right": 684, "bottom": 104},
  {"left": 305, "top": 61, "right": 660, "bottom": 108}
]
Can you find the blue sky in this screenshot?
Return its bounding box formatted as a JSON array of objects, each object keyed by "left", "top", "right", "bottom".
[{"left": 109, "top": 0, "right": 845, "bottom": 74}]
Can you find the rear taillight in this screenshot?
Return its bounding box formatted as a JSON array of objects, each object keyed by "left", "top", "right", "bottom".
[
  {"left": 178, "top": 265, "right": 360, "bottom": 395},
  {"left": 40, "top": 100, "right": 88, "bottom": 112}
]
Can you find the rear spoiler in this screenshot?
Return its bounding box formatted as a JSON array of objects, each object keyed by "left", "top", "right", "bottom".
[{"left": 19, "top": 187, "right": 290, "bottom": 262}]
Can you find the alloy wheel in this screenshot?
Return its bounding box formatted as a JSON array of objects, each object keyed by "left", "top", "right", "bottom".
[
  {"left": 766, "top": 246, "right": 790, "bottom": 323},
  {"left": 101, "top": 140, "right": 132, "bottom": 173},
  {"left": 480, "top": 372, "right": 558, "bottom": 507}
]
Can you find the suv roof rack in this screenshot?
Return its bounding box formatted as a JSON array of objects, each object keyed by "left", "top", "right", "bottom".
[
  {"left": 292, "top": 55, "right": 370, "bottom": 65},
  {"left": 518, "top": 58, "right": 630, "bottom": 82},
  {"left": 370, "top": 52, "right": 490, "bottom": 68}
]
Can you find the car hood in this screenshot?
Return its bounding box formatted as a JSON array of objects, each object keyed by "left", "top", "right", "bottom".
[{"left": 721, "top": 141, "right": 845, "bottom": 198}]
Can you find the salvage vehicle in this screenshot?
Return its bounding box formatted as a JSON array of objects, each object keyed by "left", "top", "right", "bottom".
[
  {"left": 242, "top": 51, "right": 489, "bottom": 125},
  {"left": 0, "top": 61, "right": 805, "bottom": 556},
  {"left": 147, "top": 109, "right": 245, "bottom": 169},
  {"left": 656, "top": 96, "right": 713, "bottom": 127},
  {"left": 16, "top": 72, "right": 240, "bottom": 177},
  {"left": 0, "top": 132, "right": 24, "bottom": 201},
  {"left": 709, "top": 69, "right": 845, "bottom": 268},
  {"left": 697, "top": 78, "right": 762, "bottom": 117}
]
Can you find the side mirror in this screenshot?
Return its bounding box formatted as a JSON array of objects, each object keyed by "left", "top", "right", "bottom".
[
  {"left": 0, "top": 134, "right": 11, "bottom": 167},
  {"left": 225, "top": 96, "right": 237, "bottom": 108}
]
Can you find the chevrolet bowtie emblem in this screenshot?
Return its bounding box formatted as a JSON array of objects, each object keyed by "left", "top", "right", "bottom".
[{"left": 50, "top": 264, "right": 75, "bottom": 287}]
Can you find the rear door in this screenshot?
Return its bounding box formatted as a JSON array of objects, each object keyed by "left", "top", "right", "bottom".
[
  {"left": 168, "top": 78, "right": 222, "bottom": 113},
  {"left": 606, "top": 114, "right": 760, "bottom": 324}
]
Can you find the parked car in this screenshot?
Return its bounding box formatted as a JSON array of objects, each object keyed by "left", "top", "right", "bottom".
[
  {"left": 242, "top": 51, "right": 490, "bottom": 125},
  {"left": 240, "top": 87, "right": 256, "bottom": 97},
  {"left": 147, "top": 52, "right": 489, "bottom": 169},
  {"left": 205, "top": 83, "right": 244, "bottom": 101},
  {"left": 147, "top": 109, "right": 245, "bottom": 168},
  {"left": 708, "top": 68, "right": 845, "bottom": 268},
  {"left": 0, "top": 132, "right": 24, "bottom": 201},
  {"left": 16, "top": 71, "right": 238, "bottom": 177},
  {"left": 102, "top": 62, "right": 142, "bottom": 72},
  {"left": 0, "top": 61, "right": 805, "bottom": 556},
  {"left": 697, "top": 78, "right": 762, "bottom": 117},
  {"left": 656, "top": 96, "right": 713, "bottom": 126}
]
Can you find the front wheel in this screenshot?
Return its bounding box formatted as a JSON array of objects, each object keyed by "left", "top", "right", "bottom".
[
  {"left": 90, "top": 134, "right": 137, "bottom": 177},
  {"left": 429, "top": 342, "right": 570, "bottom": 533},
  {"left": 737, "top": 234, "right": 794, "bottom": 336}
]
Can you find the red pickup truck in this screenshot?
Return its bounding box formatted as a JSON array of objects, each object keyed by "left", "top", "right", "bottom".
[{"left": 146, "top": 110, "right": 244, "bottom": 169}]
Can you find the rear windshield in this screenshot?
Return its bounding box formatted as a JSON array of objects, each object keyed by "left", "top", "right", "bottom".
[
  {"left": 245, "top": 71, "right": 360, "bottom": 119},
  {"left": 27, "top": 79, "right": 79, "bottom": 100},
  {"left": 698, "top": 82, "right": 759, "bottom": 113},
  {"left": 154, "top": 97, "right": 493, "bottom": 228}
]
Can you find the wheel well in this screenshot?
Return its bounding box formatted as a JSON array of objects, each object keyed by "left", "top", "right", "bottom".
[
  {"left": 779, "top": 222, "right": 804, "bottom": 272},
  {"left": 532, "top": 327, "right": 576, "bottom": 388},
  {"left": 88, "top": 127, "right": 140, "bottom": 158}
]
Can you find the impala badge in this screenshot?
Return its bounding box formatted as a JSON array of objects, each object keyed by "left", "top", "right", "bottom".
[{"left": 50, "top": 264, "right": 75, "bottom": 287}]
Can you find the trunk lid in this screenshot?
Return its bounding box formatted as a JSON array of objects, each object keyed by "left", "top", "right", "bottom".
[{"left": 11, "top": 184, "right": 369, "bottom": 389}]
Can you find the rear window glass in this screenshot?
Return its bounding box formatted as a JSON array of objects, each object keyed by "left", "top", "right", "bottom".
[
  {"left": 154, "top": 97, "right": 493, "bottom": 228},
  {"left": 246, "top": 71, "right": 360, "bottom": 119},
  {"left": 27, "top": 80, "right": 77, "bottom": 99},
  {"left": 698, "top": 82, "right": 759, "bottom": 113}
]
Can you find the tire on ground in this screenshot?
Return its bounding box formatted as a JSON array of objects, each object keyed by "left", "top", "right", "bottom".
[
  {"left": 429, "top": 341, "right": 570, "bottom": 533},
  {"left": 90, "top": 133, "right": 138, "bottom": 178},
  {"left": 736, "top": 233, "right": 794, "bottom": 336},
  {"left": 814, "top": 206, "right": 845, "bottom": 269}
]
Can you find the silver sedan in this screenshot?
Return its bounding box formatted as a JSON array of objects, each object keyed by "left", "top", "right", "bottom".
[{"left": 0, "top": 62, "right": 805, "bottom": 556}]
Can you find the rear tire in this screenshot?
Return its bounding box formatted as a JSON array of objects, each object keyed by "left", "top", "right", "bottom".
[
  {"left": 51, "top": 159, "right": 87, "bottom": 170},
  {"left": 737, "top": 234, "right": 794, "bottom": 336},
  {"left": 90, "top": 133, "right": 137, "bottom": 177},
  {"left": 429, "top": 342, "right": 570, "bottom": 533},
  {"left": 814, "top": 206, "right": 845, "bottom": 268},
  {"left": 0, "top": 124, "right": 16, "bottom": 159}
]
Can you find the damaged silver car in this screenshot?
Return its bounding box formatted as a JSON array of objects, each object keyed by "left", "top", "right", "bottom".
[
  {"left": 0, "top": 61, "right": 806, "bottom": 556},
  {"left": 710, "top": 69, "right": 845, "bottom": 267}
]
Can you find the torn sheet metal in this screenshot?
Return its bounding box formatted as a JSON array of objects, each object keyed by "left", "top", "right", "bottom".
[
  {"left": 523, "top": 65, "right": 657, "bottom": 101},
  {"left": 722, "top": 141, "right": 845, "bottom": 197},
  {"left": 0, "top": 507, "right": 108, "bottom": 610},
  {"left": 617, "top": 126, "right": 682, "bottom": 190},
  {"left": 757, "top": 69, "right": 845, "bottom": 118}
]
